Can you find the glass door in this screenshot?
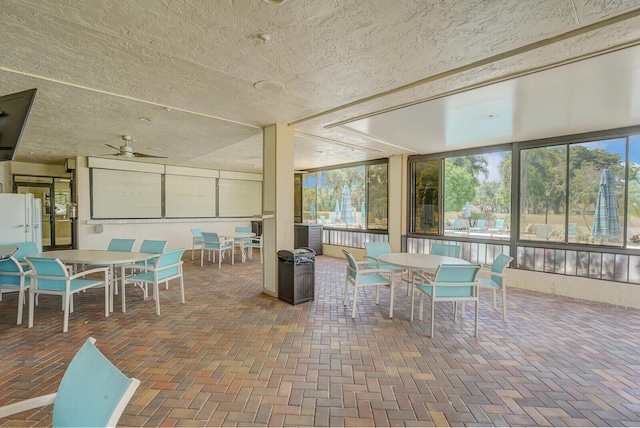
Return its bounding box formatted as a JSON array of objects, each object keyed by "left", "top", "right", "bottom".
[
  {"left": 16, "top": 183, "right": 52, "bottom": 248},
  {"left": 15, "top": 178, "right": 73, "bottom": 249}
]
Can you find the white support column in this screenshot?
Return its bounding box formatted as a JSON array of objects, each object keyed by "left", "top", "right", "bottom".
[
  {"left": 387, "top": 154, "right": 407, "bottom": 252},
  {"left": 262, "top": 124, "right": 294, "bottom": 296}
]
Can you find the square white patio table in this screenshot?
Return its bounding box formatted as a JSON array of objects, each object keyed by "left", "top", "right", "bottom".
[
  {"left": 27, "top": 249, "right": 155, "bottom": 313},
  {"left": 379, "top": 253, "right": 470, "bottom": 318}
]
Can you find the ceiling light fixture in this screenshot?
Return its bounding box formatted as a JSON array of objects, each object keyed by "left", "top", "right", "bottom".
[
  {"left": 138, "top": 116, "right": 151, "bottom": 122},
  {"left": 262, "top": 0, "right": 287, "bottom": 4},
  {"left": 253, "top": 80, "right": 284, "bottom": 93}
]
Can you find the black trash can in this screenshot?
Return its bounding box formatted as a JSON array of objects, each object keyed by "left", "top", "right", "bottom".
[{"left": 277, "top": 248, "right": 315, "bottom": 305}]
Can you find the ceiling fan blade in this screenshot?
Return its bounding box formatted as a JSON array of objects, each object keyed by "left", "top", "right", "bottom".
[
  {"left": 105, "top": 144, "right": 121, "bottom": 151},
  {"left": 133, "top": 152, "right": 167, "bottom": 158}
]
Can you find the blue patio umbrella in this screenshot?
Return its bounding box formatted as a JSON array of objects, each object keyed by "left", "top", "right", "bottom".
[
  {"left": 592, "top": 169, "right": 621, "bottom": 241},
  {"left": 341, "top": 185, "right": 354, "bottom": 224}
]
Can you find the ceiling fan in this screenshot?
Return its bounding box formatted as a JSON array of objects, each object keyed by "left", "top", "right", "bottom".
[{"left": 104, "top": 135, "right": 167, "bottom": 158}]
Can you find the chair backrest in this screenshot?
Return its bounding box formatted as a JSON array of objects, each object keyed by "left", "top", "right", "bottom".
[
  {"left": 0, "top": 256, "right": 28, "bottom": 285},
  {"left": 452, "top": 219, "right": 462, "bottom": 228},
  {"left": 9, "top": 242, "right": 39, "bottom": 262},
  {"left": 434, "top": 264, "right": 481, "bottom": 283},
  {"left": 494, "top": 219, "right": 505, "bottom": 229},
  {"left": 475, "top": 219, "right": 485, "bottom": 228},
  {"left": 202, "top": 232, "right": 220, "bottom": 244},
  {"left": 432, "top": 264, "right": 481, "bottom": 298},
  {"left": 431, "top": 243, "right": 462, "bottom": 258},
  {"left": 490, "top": 253, "right": 513, "bottom": 284},
  {"left": 364, "top": 242, "right": 391, "bottom": 260},
  {"left": 191, "top": 228, "right": 203, "bottom": 238},
  {"left": 139, "top": 240, "right": 167, "bottom": 254},
  {"left": 342, "top": 249, "right": 358, "bottom": 279},
  {"left": 24, "top": 257, "right": 69, "bottom": 291},
  {"left": 52, "top": 338, "right": 140, "bottom": 427},
  {"left": 107, "top": 238, "right": 136, "bottom": 252},
  {"left": 235, "top": 226, "right": 251, "bottom": 233},
  {"left": 155, "top": 248, "right": 185, "bottom": 278},
  {"left": 567, "top": 223, "right": 578, "bottom": 237}
]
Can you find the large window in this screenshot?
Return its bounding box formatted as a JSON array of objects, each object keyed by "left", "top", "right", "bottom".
[
  {"left": 410, "top": 149, "right": 511, "bottom": 241},
  {"left": 520, "top": 137, "right": 637, "bottom": 248},
  {"left": 302, "top": 161, "right": 388, "bottom": 230}
]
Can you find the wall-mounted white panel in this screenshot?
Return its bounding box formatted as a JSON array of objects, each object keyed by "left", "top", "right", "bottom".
[
  {"left": 91, "top": 169, "right": 162, "bottom": 218},
  {"left": 88, "top": 157, "right": 164, "bottom": 173},
  {"left": 218, "top": 179, "right": 262, "bottom": 217},
  {"left": 165, "top": 165, "right": 219, "bottom": 178},
  {"left": 219, "top": 171, "right": 262, "bottom": 181},
  {"left": 165, "top": 175, "right": 217, "bottom": 217}
]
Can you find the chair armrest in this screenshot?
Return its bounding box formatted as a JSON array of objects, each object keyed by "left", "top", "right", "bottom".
[
  {"left": 0, "top": 393, "right": 57, "bottom": 418},
  {"left": 478, "top": 267, "right": 506, "bottom": 279},
  {"left": 359, "top": 268, "right": 394, "bottom": 276},
  {"left": 362, "top": 255, "right": 380, "bottom": 267},
  {"left": 120, "top": 263, "right": 154, "bottom": 273},
  {"left": 70, "top": 266, "right": 108, "bottom": 279}
]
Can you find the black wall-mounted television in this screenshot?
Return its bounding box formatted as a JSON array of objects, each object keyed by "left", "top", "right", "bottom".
[{"left": 0, "top": 88, "right": 37, "bottom": 162}]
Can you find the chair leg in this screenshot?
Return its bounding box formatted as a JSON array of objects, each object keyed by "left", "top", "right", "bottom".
[
  {"left": 200, "top": 249, "right": 204, "bottom": 267},
  {"left": 389, "top": 281, "right": 395, "bottom": 319},
  {"left": 410, "top": 283, "right": 416, "bottom": 322},
  {"left": 154, "top": 283, "right": 160, "bottom": 315},
  {"left": 62, "top": 293, "right": 71, "bottom": 333},
  {"left": 474, "top": 301, "right": 479, "bottom": 337},
  {"left": 260, "top": 247, "right": 263, "bottom": 263},
  {"left": 351, "top": 286, "right": 358, "bottom": 318},
  {"left": 493, "top": 289, "right": 497, "bottom": 309},
  {"left": 179, "top": 275, "right": 185, "bottom": 304},
  {"left": 17, "top": 288, "right": 25, "bottom": 325},
  {"left": 430, "top": 298, "right": 435, "bottom": 338},
  {"left": 28, "top": 290, "right": 35, "bottom": 328},
  {"left": 419, "top": 294, "right": 424, "bottom": 321},
  {"left": 343, "top": 279, "right": 349, "bottom": 307},
  {"left": 121, "top": 279, "right": 127, "bottom": 313},
  {"left": 502, "top": 287, "right": 507, "bottom": 323}
]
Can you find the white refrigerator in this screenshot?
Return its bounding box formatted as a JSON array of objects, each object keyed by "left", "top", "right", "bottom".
[{"left": 0, "top": 193, "right": 43, "bottom": 252}]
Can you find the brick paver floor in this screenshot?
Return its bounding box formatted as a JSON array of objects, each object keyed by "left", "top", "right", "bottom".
[{"left": 1, "top": 253, "right": 639, "bottom": 427}]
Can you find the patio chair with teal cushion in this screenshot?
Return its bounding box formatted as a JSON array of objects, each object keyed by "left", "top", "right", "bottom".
[
  {"left": 343, "top": 250, "right": 393, "bottom": 319},
  {"left": 411, "top": 263, "right": 482, "bottom": 337},
  {"left": 107, "top": 238, "right": 136, "bottom": 252},
  {"left": 431, "top": 243, "right": 462, "bottom": 258},
  {"left": 364, "top": 242, "right": 408, "bottom": 302},
  {"left": 490, "top": 219, "right": 505, "bottom": 234},
  {"left": 470, "top": 219, "right": 486, "bottom": 233},
  {"left": 423, "top": 243, "right": 463, "bottom": 279},
  {"left": 191, "top": 228, "right": 203, "bottom": 260},
  {"left": 9, "top": 241, "right": 39, "bottom": 263},
  {"left": 136, "top": 240, "right": 168, "bottom": 268},
  {"left": 245, "top": 234, "right": 263, "bottom": 263},
  {"left": 201, "top": 232, "right": 234, "bottom": 268},
  {"left": 24, "top": 256, "right": 109, "bottom": 333},
  {"left": 0, "top": 337, "right": 140, "bottom": 427},
  {"left": 0, "top": 256, "right": 31, "bottom": 325},
  {"left": 234, "top": 226, "right": 253, "bottom": 261},
  {"left": 121, "top": 248, "right": 185, "bottom": 315},
  {"left": 478, "top": 253, "right": 513, "bottom": 323}
]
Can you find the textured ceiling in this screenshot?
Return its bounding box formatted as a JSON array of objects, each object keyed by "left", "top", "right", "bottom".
[{"left": 2, "top": 0, "right": 640, "bottom": 172}]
